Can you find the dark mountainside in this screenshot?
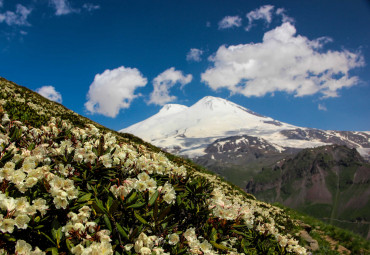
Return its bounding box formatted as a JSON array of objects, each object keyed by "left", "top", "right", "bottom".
[
  {"left": 193, "top": 135, "right": 300, "bottom": 188},
  {"left": 245, "top": 145, "right": 370, "bottom": 239}
]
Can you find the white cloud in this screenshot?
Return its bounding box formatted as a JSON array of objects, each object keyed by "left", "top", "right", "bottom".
[
  {"left": 36, "top": 86, "right": 62, "bottom": 103},
  {"left": 149, "top": 67, "right": 193, "bottom": 105},
  {"left": 85, "top": 66, "right": 147, "bottom": 118},
  {"left": 218, "top": 15, "right": 242, "bottom": 29},
  {"left": 0, "top": 4, "right": 32, "bottom": 26},
  {"left": 82, "top": 3, "right": 100, "bottom": 12},
  {"left": 201, "top": 22, "right": 364, "bottom": 99},
  {"left": 318, "top": 103, "right": 327, "bottom": 111},
  {"left": 49, "top": 0, "right": 77, "bottom": 16},
  {"left": 276, "top": 8, "right": 294, "bottom": 24},
  {"left": 245, "top": 5, "right": 274, "bottom": 31},
  {"left": 0, "top": 0, "right": 3, "bottom": 8},
  {"left": 186, "top": 48, "right": 204, "bottom": 62}
]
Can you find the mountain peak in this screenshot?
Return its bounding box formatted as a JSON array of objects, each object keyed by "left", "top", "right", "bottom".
[
  {"left": 158, "top": 104, "right": 188, "bottom": 116},
  {"left": 194, "top": 96, "right": 238, "bottom": 111},
  {"left": 194, "top": 96, "right": 264, "bottom": 117}
]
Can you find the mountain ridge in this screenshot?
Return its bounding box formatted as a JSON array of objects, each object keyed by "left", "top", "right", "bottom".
[
  {"left": 245, "top": 144, "right": 370, "bottom": 239},
  {"left": 120, "top": 96, "right": 370, "bottom": 160}
]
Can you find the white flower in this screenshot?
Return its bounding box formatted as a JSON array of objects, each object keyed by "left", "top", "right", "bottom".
[
  {"left": 199, "top": 240, "right": 212, "bottom": 253},
  {"left": 184, "top": 228, "right": 196, "bottom": 241},
  {"left": 0, "top": 218, "right": 15, "bottom": 233},
  {"left": 136, "top": 180, "right": 148, "bottom": 192},
  {"left": 30, "top": 247, "right": 46, "bottom": 255},
  {"left": 97, "top": 241, "right": 113, "bottom": 255},
  {"left": 137, "top": 172, "right": 150, "bottom": 181},
  {"left": 15, "top": 240, "right": 32, "bottom": 255},
  {"left": 33, "top": 198, "right": 49, "bottom": 216},
  {"left": 1, "top": 197, "right": 16, "bottom": 211},
  {"left": 25, "top": 177, "right": 38, "bottom": 188},
  {"left": 124, "top": 244, "right": 133, "bottom": 251},
  {"left": 53, "top": 196, "right": 68, "bottom": 209},
  {"left": 14, "top": 214, "right": 30, "bottom": 229},
  {"left": 163, "top": 191, "right": 176, "bottom": 204},
  {"left": 139, "top": 247, "right": 152, "bottom": 255},
  {"left": 168, "top": 233, "right": 179, "bottom": 245},
  {"left": 71, "top": 244, "right": 85, "bottom": 255},
  {"left": 99, "top": 154, "right": 112, "bottom": 168},
  {"left": 97, "top": 230, "right": 112, "bottom": 242}
]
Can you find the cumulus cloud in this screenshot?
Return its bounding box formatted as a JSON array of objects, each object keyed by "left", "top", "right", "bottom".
[
  {"left": 186, "top": 48, "right": 204, "bottom": 62},
  {"left": 276, "top": 8, "right": 295, "bottom": 24},
  {"left": 218, "top": 15, "right": 242, "bottom": 29},
  {"left": 82, "top": 3, "right": 100, "bottom": 12},
  {"left": 318, "top": 103, "right": 327, "bottom": 111},
  {"left": 49, "top": 0, "right": 77, "bottom": 16},
  {"left": 85, "top": 66, "right": 147, "bottom": 118},
  {"left": 149, "top": 67, "right": 193, "bottom": 105},
  {"left": 245, "top": 5, "right": 275, "bottom": 31},
  {"left": 201, "top": 22, "right": 364, "bottom": 99},
  {"left": 0, "top": 4, "right": 32, "bottom": 26},
  {"left": 36, "top": 86, "right": 62, "bottom": 103}
]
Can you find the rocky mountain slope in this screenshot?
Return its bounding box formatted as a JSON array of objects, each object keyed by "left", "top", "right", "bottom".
[{"left": 245, "top": 145, "right": 370, "bottom": 239}]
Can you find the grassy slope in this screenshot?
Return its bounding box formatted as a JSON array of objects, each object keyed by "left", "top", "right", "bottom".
[{"left": 0, "top": 77, "right": 369, "bottom": 254}]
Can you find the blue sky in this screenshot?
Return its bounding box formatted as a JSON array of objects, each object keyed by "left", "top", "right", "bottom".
[{"left": 1, "top": 0, "right": 369, "bottom": 131}]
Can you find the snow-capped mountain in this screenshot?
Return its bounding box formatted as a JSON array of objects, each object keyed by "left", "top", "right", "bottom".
[{"left": 120, "top": 96, "right": 370, "bottom": 160}]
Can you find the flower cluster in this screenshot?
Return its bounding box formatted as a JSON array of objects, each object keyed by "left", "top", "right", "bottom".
[
  {"left": 47, "top": 173, "right": 79, "bottom": 209},
  {"left": 14, "top": 240, "right": 45, "bottom": 255},
  {"left": 184, "top": 227, "right": 217, "bottom": 255},
  {"left": 0, "top": 192, "right": 48, "bottom": 234},
  {"left": 63, "top": 206, "right": 113, "bottom": 255}
]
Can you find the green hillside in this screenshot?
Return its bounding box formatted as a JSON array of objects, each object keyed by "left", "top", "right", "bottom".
[{"left": 0, "top": 77, "right": 369, "bottom": 254}]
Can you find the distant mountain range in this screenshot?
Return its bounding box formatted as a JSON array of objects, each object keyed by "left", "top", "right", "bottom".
[
  {"left": 120, "top": 96, "right": 370, "bottom": 161},
  {"left": 121, "top": 96, "right": 370, "bottom": 238},
  {"left": 246, "top": 144, "right": 370, "bottom": 239}
]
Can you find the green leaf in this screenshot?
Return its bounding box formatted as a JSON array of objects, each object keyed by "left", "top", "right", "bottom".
[
  {"left": 92, "top": 199, "right": 107, "bottom": 214},
  {"left": 126, "top": 191, "right": 137, "bottom": 203},
  {"left": 127, "top": 201, "right": 145, "bottom": 209},
  {"left": 210, "top": 241, "right": 230, "bottom": 251},
  {"left": 40, "top": 232, "right": 56, "bottom": 246},
  {"left": 34, "top": 225, "right": 45, "bottom": 229},
  {"left": 148, "top": 190, "right": 159, "bottom": 206},
  {"left": 134, "top": 212, "right": 149, "bottom": 225},
  {"left": 108, "top": 199, "right": 120, "bottom": 214},
  {"left": 157, "top": 206, "right": 172, "bottom": 222},
  {"left": 3, "top": 234, "right": 16, "bottom": 242},
  {"left": 103, "top": 214, "right": 112, "bottom": 232},
  {"left": 77, "top": 193, "right": 92, "bottom": 203},
  {"left": 51, "top": 219, "right": 63, "bottom": 248},
  {"left": 27, "top": 142, "right": 35, "bottom": 151},
  {"left": 72, "top": 177, "right": 83, "bottom": 182},
  {"left": 106, "top": 196, "right": 114, "bottom": 211},
  {"left": 66, "top": 239, "right": 74, "bottom": 252},
  {"left": 116, "top": 222, "right": 129, "bottom": 240},
  {"left": 231, "top": 229, "right": 251, "bottom": 239},
  {"left": 46, "top": 247, "right": 58, "bottom": 255},
  {"left": 211, "top": 227, "right": 218, "bottom": 241}
]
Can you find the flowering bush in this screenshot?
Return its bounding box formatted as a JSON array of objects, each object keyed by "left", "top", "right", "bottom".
[{"left": 0, "top": 78, "right": 307, "bottom": 254}]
